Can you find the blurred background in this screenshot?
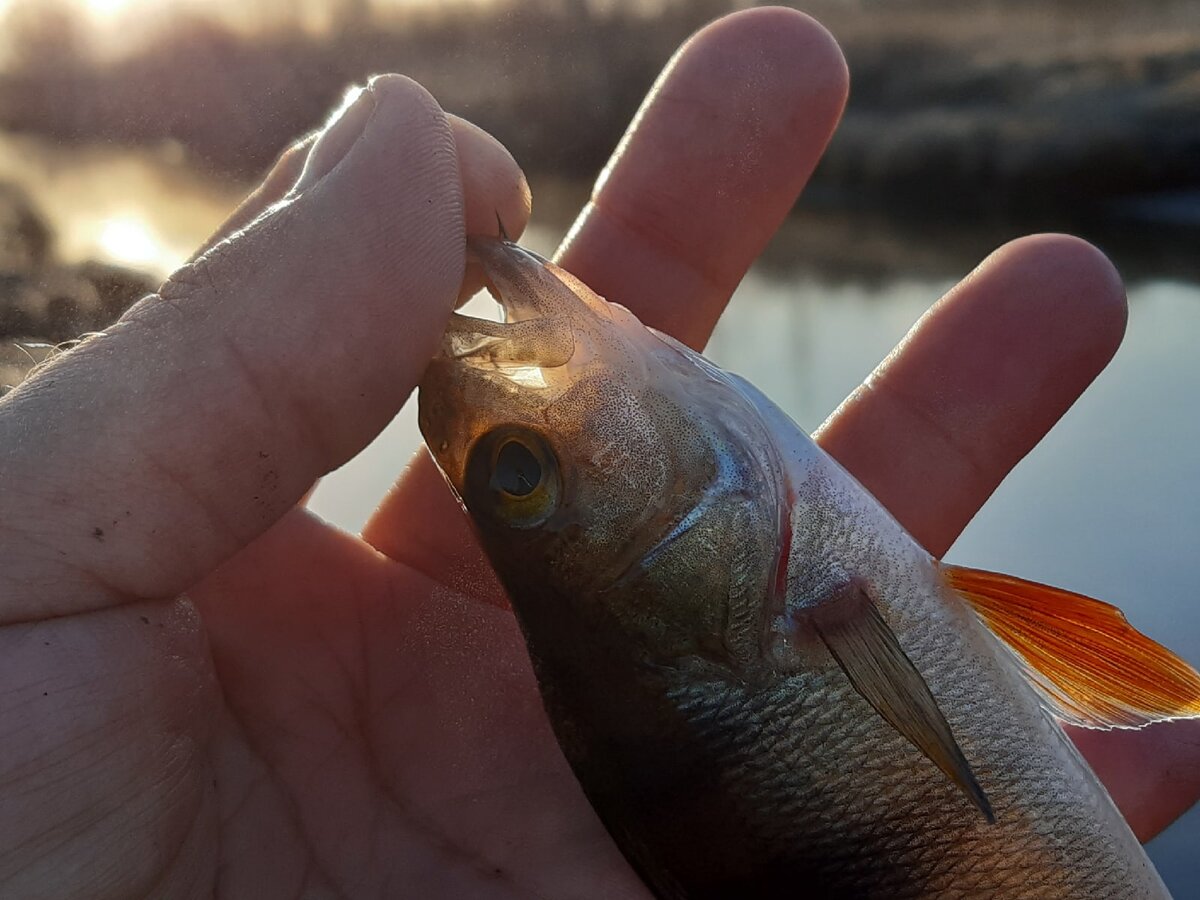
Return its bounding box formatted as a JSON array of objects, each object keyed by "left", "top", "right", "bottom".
[{"left": 0, "top": 0, "right": 1197, "bottom": 890}]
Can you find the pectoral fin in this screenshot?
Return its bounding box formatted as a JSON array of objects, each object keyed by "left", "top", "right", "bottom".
[
  {"left": 811, "top": 584, "right": 995, "bottom": 823},
  {"left": 944, "top": 565, "right": 1200, "bottom": 729}
]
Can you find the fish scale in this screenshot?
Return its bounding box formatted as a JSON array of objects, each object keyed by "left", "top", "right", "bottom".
[{"left": 663, "top": 669, "right": 1144, "bottom": 898}]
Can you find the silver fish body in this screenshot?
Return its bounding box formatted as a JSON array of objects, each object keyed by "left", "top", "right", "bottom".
[{"left": 418, "top": 238, "right": 1175, "bottom": 899}]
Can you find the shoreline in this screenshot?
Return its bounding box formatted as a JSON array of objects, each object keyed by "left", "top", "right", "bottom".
[{"left": 1, "top": 2, "right": 1196, "bottom": 214}]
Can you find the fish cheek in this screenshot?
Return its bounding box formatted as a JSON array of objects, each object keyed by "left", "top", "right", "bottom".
[
  {"left": 611, "top": 495, "right": 776, "bottom": 666},
  {"left": 536, "top": 379, "right": 775, "bottom": 664},
  {"left": 542, "top": 379, "right": 689, "bottom": 559}
]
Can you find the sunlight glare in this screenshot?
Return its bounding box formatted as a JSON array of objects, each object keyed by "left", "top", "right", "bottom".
[
  {"left": 98, "top": 216, "right": 165, "bottom": 269},
  {"left": 86, "top": 0, "right": 132, "bottom": 17}
]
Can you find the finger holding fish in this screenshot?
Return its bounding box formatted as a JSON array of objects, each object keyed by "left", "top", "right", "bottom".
[
  {"left": 1071, "top": 718, "right": 1200, "bottom": 842},
  {"left": 814, "top": 233, "right": 1129, "bottom": 559},
  {"left": 193, "top": 109, "right": 529, "bottom": 273}
]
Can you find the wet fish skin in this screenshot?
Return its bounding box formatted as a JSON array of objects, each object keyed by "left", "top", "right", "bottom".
[{"left": 418, "top": 238, "right": 1172, "bottom": 899}]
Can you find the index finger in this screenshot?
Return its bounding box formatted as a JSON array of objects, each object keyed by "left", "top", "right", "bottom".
[{"left": 0, "top": 77, "right": 530, "bottom": 622}]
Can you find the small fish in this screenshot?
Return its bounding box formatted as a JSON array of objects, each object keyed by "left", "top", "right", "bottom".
[{"left": 418, "top": 237, "right": 1200, "bottom": 899}]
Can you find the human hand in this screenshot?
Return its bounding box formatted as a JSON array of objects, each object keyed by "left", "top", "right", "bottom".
[{"left": 1, "top": 8, "right": 1195, "bottom": 900}]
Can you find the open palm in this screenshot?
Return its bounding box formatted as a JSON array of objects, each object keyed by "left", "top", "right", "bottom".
[{"left": 1, "top": 9, "right": 1196, "bottom": 898}]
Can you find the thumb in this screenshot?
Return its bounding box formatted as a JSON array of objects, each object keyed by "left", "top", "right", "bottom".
[{"left": 0, "top": 75, "right": 528, "bottom": 621}]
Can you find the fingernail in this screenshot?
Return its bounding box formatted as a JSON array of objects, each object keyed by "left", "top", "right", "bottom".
[{"left": 291, "top": 84, "right": 376, "bottom": 194}]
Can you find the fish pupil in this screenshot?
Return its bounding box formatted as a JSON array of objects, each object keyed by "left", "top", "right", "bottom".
[{"left": 493, "top": 440, "right": 541, "bottom": 497}]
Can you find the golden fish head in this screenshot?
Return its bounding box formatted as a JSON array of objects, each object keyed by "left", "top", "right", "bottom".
[{"left": 418, "top": 237, "right": 779, "bottom": 664}]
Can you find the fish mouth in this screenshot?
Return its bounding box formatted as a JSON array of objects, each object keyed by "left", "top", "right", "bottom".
[
  {"left": 419, "top": 237, "right": 594, "bottom": 485},
  {"left": 464, "top": 237, "right": 554, "bottom": 322},
  {"left": 440, "top": 312, "right": 576, "bottom": 372},
  {"left": 438, "top": 237, "right": 582, "bottom": 373}
]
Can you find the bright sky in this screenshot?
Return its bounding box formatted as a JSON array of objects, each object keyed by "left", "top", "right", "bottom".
[
  {"left": 0, "top": 0, "right": 485, "bottom": 63},
  {"left": 0, "top": 0, "right": 483, "bottom": 34},
  {"left": 0, "top": 0, "right": 471, "bottom": 19}
]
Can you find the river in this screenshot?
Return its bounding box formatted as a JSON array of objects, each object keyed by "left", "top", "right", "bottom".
[{"left": 6, "top": 135, "right": 1199, "bottom": 893}]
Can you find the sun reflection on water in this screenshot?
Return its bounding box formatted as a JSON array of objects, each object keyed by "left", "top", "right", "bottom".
[
  {"left": 97, "top": 215, "right": 165, "bottom": 269},
  {"left": 0, "top": 133, "right": 249, "bottom": 279}
]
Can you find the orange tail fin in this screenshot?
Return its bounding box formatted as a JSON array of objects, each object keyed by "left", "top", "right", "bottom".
[{"left": 943, "top": 565, "right": 1200, "bottom": 729}]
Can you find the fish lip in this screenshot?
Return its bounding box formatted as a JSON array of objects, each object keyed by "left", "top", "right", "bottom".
[
  {"left": 435, "top": 311, "right": 577, "bottom": 371},
  {"left": 466, "top": 234, "right": 551, "bottom": 270},
  {"left": 463, "top": 236, "right": 593, "bottom": 327},
  {"left": 465, "top": 235, "right": 551, "bottom": 322},
  {"left": 435, "top": 237, "right": 586, "bottom": 370}
]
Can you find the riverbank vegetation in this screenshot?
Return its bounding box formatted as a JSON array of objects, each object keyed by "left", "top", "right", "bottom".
[
  {"left": 1, "top": 0, "right": 1197, "bottom": 358},
  {"left": 1, "top": 0, "right": 1196, "bottom": 215}
]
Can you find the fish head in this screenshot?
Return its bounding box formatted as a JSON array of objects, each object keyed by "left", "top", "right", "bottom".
[{"left": 419, "top": 237, "right": 779, "bottom": 665}]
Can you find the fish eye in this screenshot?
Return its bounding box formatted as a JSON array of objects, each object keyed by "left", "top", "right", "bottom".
[
  {"left": 493, "top": 440, "right": 541, "bottom": 497},
  {"left": 465, "top": 427, "right": 561, "bottom": 528}
]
